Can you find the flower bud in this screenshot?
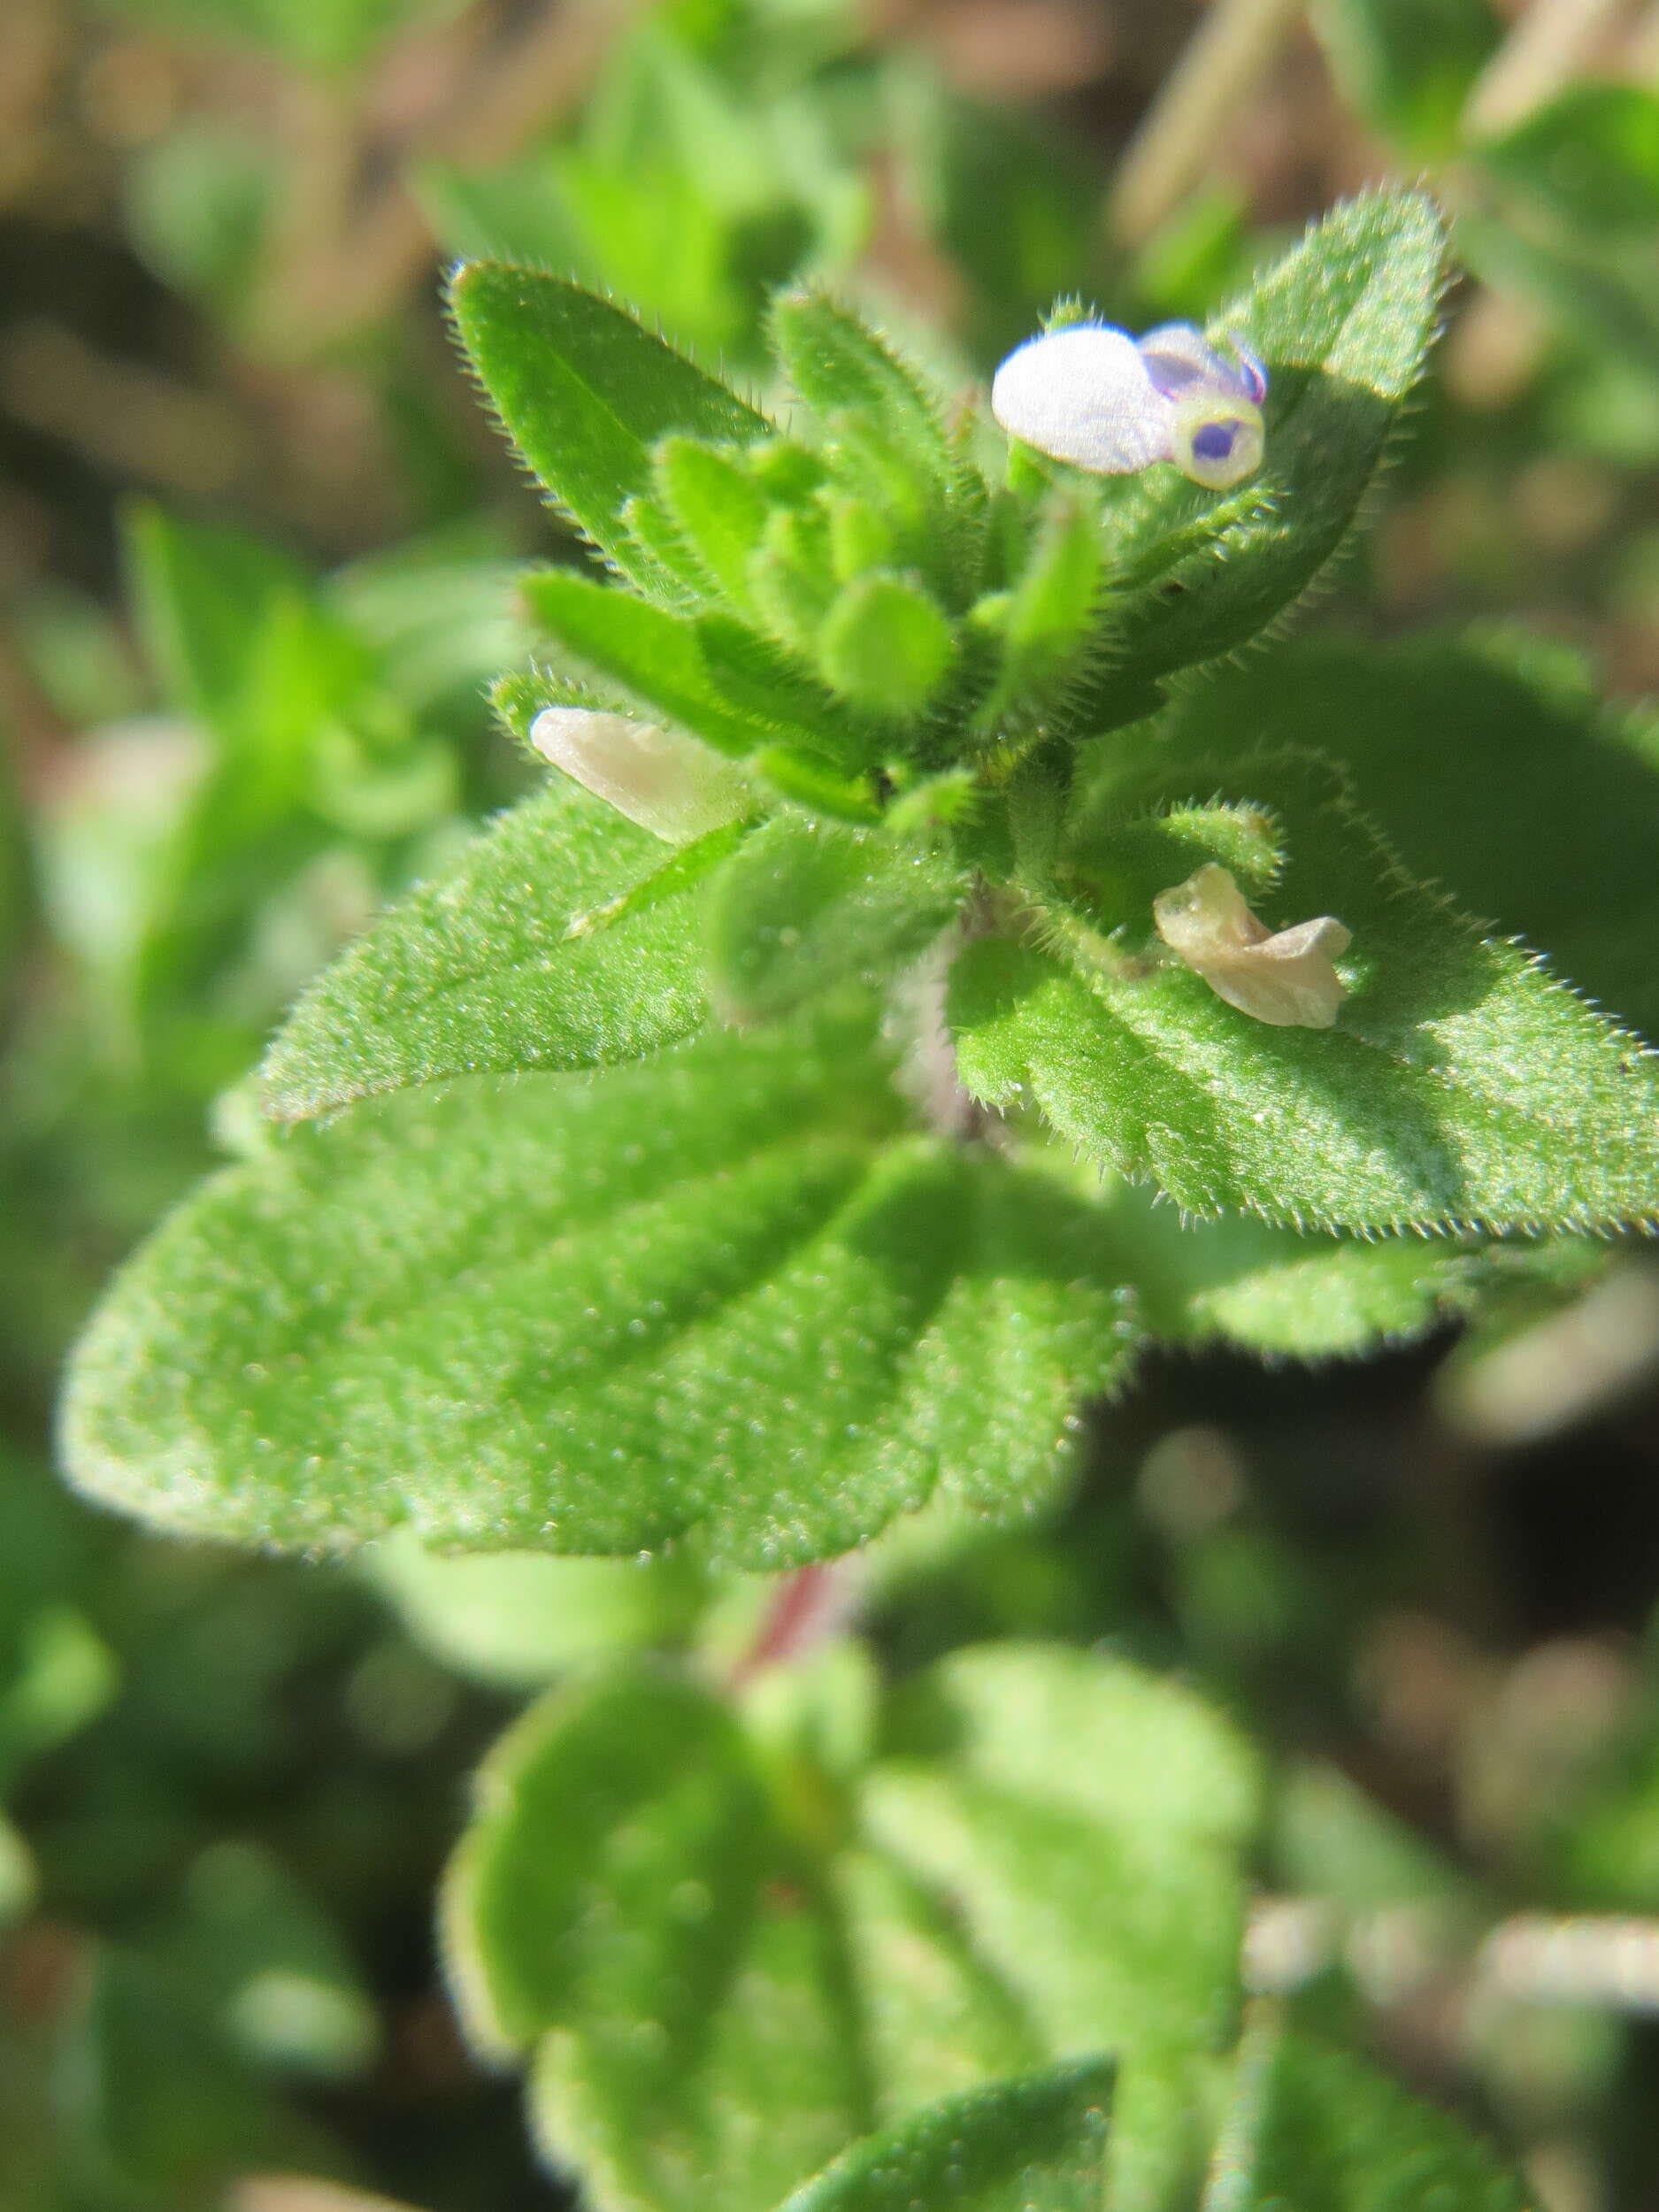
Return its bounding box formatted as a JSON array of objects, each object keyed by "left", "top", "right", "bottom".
[{"left": 528, "top": 708, "right": 752, "bottom": 844}]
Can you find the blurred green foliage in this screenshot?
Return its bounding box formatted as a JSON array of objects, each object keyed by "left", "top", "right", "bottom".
[{"left": 9, "top": 0, "right": 1659, "bottom": 2207}]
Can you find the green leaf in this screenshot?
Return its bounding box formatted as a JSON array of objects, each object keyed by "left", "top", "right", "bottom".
[
  {"left": 122, "top": 500, "right": 309, "bottom": 739},
  {"left": 706, "top": 815, "right": 968, "bottom": 1023},
  {"left": 656, "top": 436, "right": 772, "bottom": 607},
  {"left": 449, "top": 263, "right": 768, "bottom": 570},
  {"left": 905, "top": 83, "right": 1106, "bottom": 364},
  {"left": 0, "top": 1605, "right": 116, "bottom": 1790},
  {"left": 773, "top": 2059, "right": 1115, "bottom": 2212},
  {"left": 64, "top": 1008, "right": 1139, "bottom": 1561},
  {"left": 1059, "top": 797, "right": 1284, "bottom": 918},
  {"left": 979, "top": 495, "right": 1105, "bottom": 726},
  {"left": 447, "top": 1664, "right": 868, "bottom": 2212},
  {"left": 1206, "top": 2024, "right": 1528, "bottom": 2212},
  {"left": 952, "top": 747, "right": 1659, "bottom": 1233},
  {"left": 1310, "top": 0, "right": 1501, "bottom": 158},
  {"left": 445, "top": 1667, "right": 768, "bottom": 2054},
  {"left": 259, "top": 780, "right": 726, "bottom": 1120},
  {"left": 152, "top": 1839, "right": 378, "bottom": 2079},
  {"left": 696, "top": 614, "right": 882, "bottom": 769},
  {"left": 526, "top": 569, "right": 862, "bottom": 765},
  {"left": 832, "top": 1847, "right": 1046, "bottom": 2116},
  {"left": 1105, "top": 1187, "right": 1487, "bottom": 1359},
  {"left": 770, "top": 292, "right": 950, "bottom": 480},
  {"left": 442, "top": 1643, "right": 1249, "bottom": 2212},
  {"left": 55, "top": 1947, "right": 342, "bottom": 2208},
  {"left": 864, "top": 1769, "right": 1248, "bottom": 2063},
  {"left": 366, "top": 1533, "right": 710, "bottom": 1690},
  {"left": 122, "top": 122, "right": 274, "bottom": 320},
  {"left": 1164, "top": 628, "right": 1659, "bottom": 1042},
  {"left": 0, "top": 1815, "right": 32, "bottom": 1930},
  {"left": 1075, "top": 191, "right": 1445, "bottom": 709},
  {"left": 893, "top": 1643, "right": 1262, "bottom": 1850},
  {"left": 818, "top": 574, "right": 955, "bottom": 715},
  {"left": 865, "top": 1646, "right": 1256, "bottom": 2212},
  {"left": 1476, "top": 83, "right": 1659, "bottom": 234}
]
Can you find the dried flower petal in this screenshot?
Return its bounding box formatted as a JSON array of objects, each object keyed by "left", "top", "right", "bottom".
[{"left": 1153, "top": 863, "right": 1351, "bottom": 1029}]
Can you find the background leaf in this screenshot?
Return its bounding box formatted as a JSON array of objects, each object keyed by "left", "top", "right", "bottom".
[
  {"left": 1310, "top": 0, "right": 1501, "bottom": 158},
  {"left": 442, "top": 1645, "right": 1253, "bottom": 2212},
  {"left": 1207, "top": 2024, "right": 1529, "bottom": 2211},
  {"left": 772, "top": 2058, "right": 1115, "bottom": 2212}
]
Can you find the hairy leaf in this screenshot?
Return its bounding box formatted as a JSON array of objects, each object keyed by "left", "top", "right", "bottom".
[
  {"left": 771, "top": 293, "right": 950, "bottom": 480},
  {"left": 654, "top": 437, "right": 771, "bottom": 609},
  {"left": 706, "top": 816, "right": 967, "bottom": 1023},
  {"left": 523, "top": 571, "right": 787, "bottom": 757},
  {"left": 1164, "top": 628, "right": 1659, "bottom": 1041},
  {"left": 818, "top": 574, "right": 955, "bottom": 716},
  {"left": 449, "top": 264, "right": 767, "bottom": 570},
  {"left": 260, "top": 780, "right": 729, "bottom": 1119},
  {"left": 65, "top": 1010, "right": 1138, "bottom": 1562},
  {"left": 1108, "top": 1189, "right": 1489, "bottom": 1359},
  {"left": 953, "top": 749, "right": 1659, "bottom": 1232},
  {"left": 979, "top": 495, "right": 1105, "bottom": 727}
]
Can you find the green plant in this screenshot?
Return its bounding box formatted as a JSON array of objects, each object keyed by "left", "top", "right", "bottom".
[{"left": 46, "top": 165, "right": 1658, "bottom": 2205}]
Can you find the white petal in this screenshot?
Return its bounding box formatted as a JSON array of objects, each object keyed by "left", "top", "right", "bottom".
[
  {"left": 991, "top": 324, "right": 1173, "bottom": 473},
  {"left": 528, "top": 709, "right": 751, "bottom": 843},
  {"left": 1153, "top": 864, "right": 1351, "bottom": 1029}
]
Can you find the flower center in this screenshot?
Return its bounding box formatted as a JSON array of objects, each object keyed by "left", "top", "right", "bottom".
[{"left": 1191, "top": 419, "right": 1242, "bottom": 463}]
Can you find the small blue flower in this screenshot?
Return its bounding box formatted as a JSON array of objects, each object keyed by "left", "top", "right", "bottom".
[{"left": 992, "top": 319, "right": 1267, "bottom": 490}]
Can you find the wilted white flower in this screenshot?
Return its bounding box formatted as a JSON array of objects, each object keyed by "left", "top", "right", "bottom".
[
  {"left": 528, "top": 708, "right": 752, "bottom": 843},
  {"left": 992, "top": 319, "right": 1267, "bottom": 491},
  {"left": 1153, "top": 863, "right": 1350, "bottom": 1029}
]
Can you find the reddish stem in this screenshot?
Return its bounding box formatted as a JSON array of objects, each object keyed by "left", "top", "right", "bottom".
[{"left": 728, "top": 1563, "right": 849, "bottom": 1688}]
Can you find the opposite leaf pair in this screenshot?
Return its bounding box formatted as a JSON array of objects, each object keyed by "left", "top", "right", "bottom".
[{"left": 440, "top": 1640, "right": 1529, "bottom": 2212}]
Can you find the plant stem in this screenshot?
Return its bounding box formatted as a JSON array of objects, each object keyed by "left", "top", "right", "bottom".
[{"left": 729, "top": 1563, "right": 850, "bottom": 1688}]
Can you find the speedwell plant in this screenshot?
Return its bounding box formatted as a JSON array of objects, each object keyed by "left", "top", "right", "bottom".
[{"left": 56, "top": 188, "right": 1657, "bottom": 2210}]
